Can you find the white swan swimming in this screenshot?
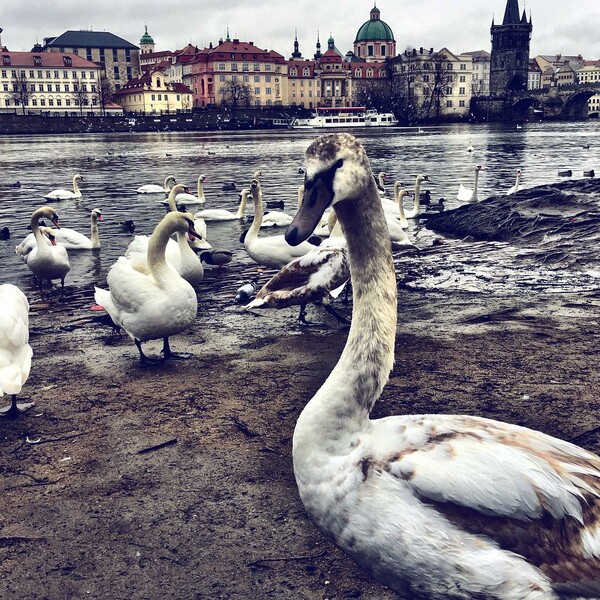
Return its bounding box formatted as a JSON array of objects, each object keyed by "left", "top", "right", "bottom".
[
  {"left": 258, "top": 185, "right": 293, "bottom": 228},
  {"left": 243, "top": 179, "right": 317, "bottom": 269},
  {"left": 95, "top": 212, "right": 202, "bottom": 362},
  {"left": 507, "top": 168, "right": 522, "bottom": 195},
  {"left": 403, "top": 173, "right": 430, "bottom": 219},
  {"left": 0, "top": 284, "right": 34, "bottom": 418},
  {"left": 52, "top": 208, "right": 103, "bottom": 250},
  {"left": 285, "top": 132, "right": 600, "bottom": 599},
  {"left": 174, "top": 175, "right": 207, "bottom": 205},
  {"left": 193, "top": 188, "right": 250, "bottom": 221},
  {"left": 21, "top": 207, "right": 70, "bottom": 289},
  {"left": 43, "top": 174, "right": 83, "bottom": 200},
  {"left": 457, "top": 165, "right": 485, "bottom": 202},
  {"left": 392, "top": 181, "right": 409, "bottom": 229},
  {"left": 136, "top": 175, "right": 176, "bottom": 194},
  {"left": 126, "top": 185, "right": 207, "bottom": 285},
  {"left": 247, "top": 213, "right": 350, "bottom": 324}
]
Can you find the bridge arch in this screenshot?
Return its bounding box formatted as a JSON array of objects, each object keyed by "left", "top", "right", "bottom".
[
  {"left": 511, "top": 96, "right": 541, "bottom": 121},
  {"left": 562, "top": 90, "right": 598, "bottom": 118}
]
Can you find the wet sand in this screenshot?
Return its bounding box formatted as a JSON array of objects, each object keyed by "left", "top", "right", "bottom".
[{"left": 2, "top": 259, "right": 600, "bottom": 599}]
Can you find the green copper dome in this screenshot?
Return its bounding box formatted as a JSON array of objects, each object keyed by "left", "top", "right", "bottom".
[
  {"left": 355, "top": 6, "right": 395, "bottom": 42},
  {"left": 140, "top": 26, "right": 154, "bottom": 44}
]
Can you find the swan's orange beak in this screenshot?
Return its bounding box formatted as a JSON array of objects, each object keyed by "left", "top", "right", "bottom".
[
  {"left": 49, "top": 237, "right": 57, "bottom": 246},
  {"left": 97, "top": 214, "right": 104, "bottom": 221}
]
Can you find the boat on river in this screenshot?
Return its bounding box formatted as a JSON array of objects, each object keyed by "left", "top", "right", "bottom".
[{"left": 290, "top": 107, "right": 398, "bottom": 129}]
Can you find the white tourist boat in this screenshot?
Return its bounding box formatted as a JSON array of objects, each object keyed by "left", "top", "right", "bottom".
[{"left": 291, "top": 107, "right": 398, "bottom": 129}]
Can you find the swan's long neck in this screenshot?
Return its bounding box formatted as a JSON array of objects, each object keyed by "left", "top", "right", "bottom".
[
  {"left": 295, "top": 181, "right": 397, "bottom": 449},
  {"left": 90, "top": 214, "right": 100, "bottom": 248},
  {"left": 404, "top": 178, "right": 421, "bottom": 219},
  {"left": 147, "top": 221, "right": 179, "bottom": 286},
  {"left": 31, "top": 210, "right": 50, "bottom": 255},
  {"left": 235, "top": 191, "right": 249, "bottom": 218},
  {"left": 514, "top": 172, "right": 521, "bottom": 191},
  {"left": 72, "top": 177, "right": 80, "bottom": 194},
  {"left": 394, "top": 184, "right": 408, "bottom": 222},
  {"left": 247, "top": 188, "right": 264, "bottom": 240},
  {"left": 197, "top": 177, "right": 205, "bottom": 199},
  {"left": 473, "top": 169, "right": 480, "bottom": 191}
]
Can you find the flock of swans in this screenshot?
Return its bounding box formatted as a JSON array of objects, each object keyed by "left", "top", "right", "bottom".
[{"left": 3, "top": 132, "right": 600, "bottom": 598}]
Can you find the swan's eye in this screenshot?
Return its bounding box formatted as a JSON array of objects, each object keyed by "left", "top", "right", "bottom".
[{"left": 335, "top": 158, "right": 344, "bottom": 170}]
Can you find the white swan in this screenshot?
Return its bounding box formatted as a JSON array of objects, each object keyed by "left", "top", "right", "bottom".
[
  {"left": 247, "top": 214, "right": 350, "bottom": 324},
  {"left": 94, "top": 212, "right": 202, "bottom": 362},
  {"left": 174, "top": 175, "right": 207, "bottom": 205},
  {"left": 457, "top": 165, "right": 485, "bottom": 202},
  {"left": 375, "top": 171, "right": 388, "bottom": 196},
  {"left": 15, "top": 227, "right": 53, "bottom": 263},
  {"left": 0, "top": 284, "right": 34, "bottom": 418},
  {"left": 136, "top": 175, "right": 176, "bottom": 194},
  {"left": 193, "top": 188, "right": 250, "bottom": 221},
  {"left": 403, "top": 173, "right": 430, "bottom": 219},
  {"left": 243, "top": 179, "right": 317, "bottom": 269},
  {"left": 22, "top": 207, "right": 70, "bottom": 289},
  {"left": 43, "top": 174, "right": 83, "bottom": 200},
  {"left": 285, "top": 132, "right": 600, "bottom": 599},
  {"left": 507, "top": 168, "right": 522, "bottom": 195},
  {"left": 52, "top": 208, "right": 103, "bottom": 250},
  {"left": 258, "top": 185, "right": 293, "bottom": 228},
  {"left": 126, "top": 185, "right": 207, "bottom": 285}
]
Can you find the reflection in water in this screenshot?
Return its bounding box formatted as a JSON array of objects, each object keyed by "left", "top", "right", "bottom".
[{"left": 0, "top": 122, "right": 598, "bottom": 297}]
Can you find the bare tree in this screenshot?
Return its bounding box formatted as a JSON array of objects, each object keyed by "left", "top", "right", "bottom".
[
  {"left": 390, "top": 49, "right": 455, "bottom": 124},
  {"left": 11, "top": 71, "right": 31, "bottom": 114},
  {"left": 72, "top": 77, "right": 89, "bottom": 116},
  {"left": 219, "top": 79, "right": 253, "bottom": 118},
  {"left": 94, "top": 74, "right": 114, "bottom": 116},
  {"left": 353, "top": 78, "right": 393, "bottom": 113}
]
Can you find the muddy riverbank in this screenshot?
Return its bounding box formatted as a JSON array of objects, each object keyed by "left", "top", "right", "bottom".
[{"left": 2, "top": 256, "right": 600, "bottom": 599}]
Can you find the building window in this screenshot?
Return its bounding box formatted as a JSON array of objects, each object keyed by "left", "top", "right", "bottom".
[
  {"left": 66, "top": 99, "right": 71, "bottom": 106},
  {"left": 1, "top": 70, "right": 6, "bottom": 77},
  {"left": 219, "top": 75, "right": 226, "bottom": 82},
  {"left": 460, "top": 75, "right": 466, "bottom": 82},
  {"left": 47, "top": 84, "right": 52, "bottom": 91},
  {"left": 446, "top": 100, "right": 453, "bottom": 107},
  {"left": 381, "top": 46, "right": 386, "bottom": 56},
  {"left": 266, "top": 87, "right": 272, "bottom": 94},
  {"left": 265, "top": 75, "right": 271, "bottom": 82},
  {"left": 460, "top": 63, "right": 466, "bottom": 70},
  {"left": 2, "top": 56, "right": 11, "bottom": 65},
  {"left": 151, "top": 94, "right": 155, "bottom": 101},
  {"left": 254, "top": 64, "right": 260, "bottom": 71},
  {"left": 41, "top": 99, "right": 46, "bottom": 106},
  {"left": 73, "top": 48, "right": 78, "bottom": 55},
  {"left": 303, "top": 68, "right": 310, "bottom": 77},
  {"left": 243, "top": 74, "right": 249, "bottom": 82},
  {"left": 114, "top": 66, "right": 120, "bottom": 79},
  {"left": 218, "top": 63, "right": 226, "bottom": 70},
  {"left": 231, "top": 64, "right": 238, "bottom": 71},
  {"left": 86, "top": 48, "right": 93, "bottom": 61},
  {"left": 112, "top": 49, "right": 118, "bottom": 61},
  {"left": 254, "top": 75, "right": 260, "bottom": 82},
  {"left": 45, "top": 70, "right": 51, "bottom": 78},
  {"left": 29, "top": 70, "right": 34, "bottom": 77},
  {"left": 125, "top": 49, "right": 131, "bottom": 62},
  {"left": 459, "top": 100, "right": 465, "bottom": 107},
  {"left": 63, "top": 71, "right": 68, "bottom": 78},
  {"left": 242, "top": 63, "right": 249, "bottom": 71},
  {"left": 48, "top": 99, "right": 54, "bottom": 106},
  {"left": 55, "top": 84, "right": 60, "bottom": 91},
  {"left": 32, "top": 99, "right": 37, "bottom": 106},
  {"left": 63, "top": 56, "right": 72, "bottom": 67},
  {"left": 368, "top": 45, "right": 374, "bottom": 56},
  {"left": 254, "top": 87, "right": 260, "bottom": 94},
  {"left": 459, "top": 87, "right": 465, "bottom": 95},
  {"left": 64, "top": 84, "right": 70, "bottom": 92}
]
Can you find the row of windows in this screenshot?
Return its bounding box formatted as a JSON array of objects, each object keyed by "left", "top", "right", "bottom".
[
  {"left": 1, "top": 69, "right": 96, "bottom": 80},
  {"left": 5, "top": 97, "right": 99, "bottom": 107},
  {"left": 356, "top": 45, "right": 388, "bottom": 57},
  {"left": 63, "top": 47, "right": 132, "bottom": 63},
  {"left": 216, "top": 63, "right": 281, "bottom": 73},
  {"left": 3, "top": 82, "right": 97, "bottom": 93}
]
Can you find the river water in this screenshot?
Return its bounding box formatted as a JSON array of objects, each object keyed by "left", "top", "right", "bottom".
[{"left": 1, "top": 121, "right": 599, "bottom": 296}]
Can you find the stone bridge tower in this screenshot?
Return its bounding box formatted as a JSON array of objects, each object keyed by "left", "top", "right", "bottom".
[{"left": 490, "top": 0, "right": 532, "bottom": 96}]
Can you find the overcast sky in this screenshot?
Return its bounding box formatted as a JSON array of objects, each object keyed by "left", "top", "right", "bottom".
[{"left": 2, "top": 0, "right": 599, "bottom": 61}]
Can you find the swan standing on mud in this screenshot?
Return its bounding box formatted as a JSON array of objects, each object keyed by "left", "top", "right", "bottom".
[
  {"left": 21, "top": 207, "right": 70, "bottom": 289},
  {"left": 95, "top": 212, "right": 203, "bottom": 363},
  {"left": 285, "top": 132, "right": 600, "bottom": 599},
  {"left": 126, "top": 185, "right": 209, "bottom": 285},
  {"left": 43, "top": 174, "right": 83, "bottom": 200},
  {"left": 0, "top": 285, "right": 34, "bottom": 418}
]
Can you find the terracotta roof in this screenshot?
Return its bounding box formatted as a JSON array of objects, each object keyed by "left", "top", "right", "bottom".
[{"left": 0, "top": 51, "right": 100, "bottom": 69}]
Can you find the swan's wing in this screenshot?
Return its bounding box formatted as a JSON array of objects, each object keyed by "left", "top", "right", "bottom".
[
  {"left": 125, "top": 235, "right": 149, "bottom": 257},
  {"left": 371, "top": 413, "right": 600, "bottom": 587},
  {"left": 105, "top": 256, "right": 162, "bottom": 313},
  {"left": 457, "top": 183, "right": 472, "bottom": 201},
  {"left": 53, "top": 227, "right": 91, "bottom": 247},
  {"left": 250, "top": 245, "right": 348, "bottom": 308}
]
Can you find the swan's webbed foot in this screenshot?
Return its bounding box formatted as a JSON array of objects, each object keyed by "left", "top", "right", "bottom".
[
  {"left": 297, "top": 305, "right": 323, "bottom": 327},
  {"left": 161, "top": 338, "right": 192, "bottom": 360},
  {"left": 0, "top": 395, "right": 35, "bottom": 419},
  {"left": 318, "top": 303, "right": 351, "bottom": 326},
  {"left": 135, "top": 339, "right": 162, "bottom": 365}
]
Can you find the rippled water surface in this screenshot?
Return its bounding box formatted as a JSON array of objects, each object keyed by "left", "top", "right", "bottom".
[{"left": 1, "top": 121, "right": 599, "bottom": 293}]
